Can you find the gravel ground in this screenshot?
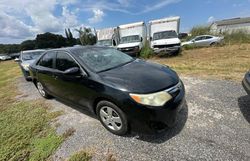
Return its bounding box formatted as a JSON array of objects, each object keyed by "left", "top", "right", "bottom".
[{"left": 16, "top": 76, "right": 250, "bottom": 161}]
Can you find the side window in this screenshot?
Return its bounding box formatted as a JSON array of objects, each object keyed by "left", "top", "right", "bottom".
[
  {"left": 56, "top": 52, "right": 79, "bottom": 71},
  {"left": 205, "top": 36, "right": 213, "bottom": 39},
  {"left": 38, "top": 52, "right": 56, "bottom": 68},
  {"left": 195, "top": 37, "right": 203, "bottom": 41}
]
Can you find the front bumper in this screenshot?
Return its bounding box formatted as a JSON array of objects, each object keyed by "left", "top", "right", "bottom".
[
  {"left": 118, "top": 47, "right": 140, "bottom": 57},
  {"left": 242, "top": 72, "right": 250, "bottom": 95},
  {"left": 124, "top": 81, "right": 185, "bottom": 133},
  {"left": 153, "top": 46, "right": 181, "bottom": 55}
]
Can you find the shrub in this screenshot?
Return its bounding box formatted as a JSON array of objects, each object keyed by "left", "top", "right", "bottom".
[
  {"left": 223, "top": 30, "right": 250, "bottom": 44},
  {"left": 190, "top": 26, "right": 211, "bottom": 37},
  {"left": 139, "top": 41, "right": 154, "bottom": 58}
]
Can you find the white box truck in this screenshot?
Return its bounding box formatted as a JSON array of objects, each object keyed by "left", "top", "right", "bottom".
[
  {"left": 96, "top": 27, "right": 119, "bottom": 47},
  {"left": 149, "top": 16, "right": 181, "bottom": 55},
  {"left": 117, "top": 22, "right": 146, "bottom": 56}
]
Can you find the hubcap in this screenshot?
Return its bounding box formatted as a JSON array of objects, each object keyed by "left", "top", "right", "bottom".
[
  {"left": 37, "top": 82, "right": 45, "bottom": 97},
  {"left": 99, "top": 106, "right": 122, "bottom": 131}
]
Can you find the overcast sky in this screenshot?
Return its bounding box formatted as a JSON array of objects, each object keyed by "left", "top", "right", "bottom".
[{"left": 0, "top": 0, "right": 250, "bottom": 44}]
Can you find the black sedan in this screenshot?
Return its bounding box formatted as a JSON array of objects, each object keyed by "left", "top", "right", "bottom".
[
  {"left": 29, "top": 46, "right": 185, "bottom": 135},
  {"left": 242, "top": 71, "right": 250, "bottom": 95}
]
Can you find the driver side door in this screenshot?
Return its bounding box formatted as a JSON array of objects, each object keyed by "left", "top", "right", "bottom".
[{"left": 52, "top": 51, "right": 92, "bottom": 108}]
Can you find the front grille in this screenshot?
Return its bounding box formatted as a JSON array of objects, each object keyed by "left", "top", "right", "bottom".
[
  {"left": 154, "top": 43, "right": 180, "bottom": 49},
  {"left": 120, "top": 46, "right": 138, "bottom": 52}
]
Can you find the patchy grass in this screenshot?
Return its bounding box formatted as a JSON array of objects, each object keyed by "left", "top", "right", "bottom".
[
  {"left": 0, "top": 61, "right": 63, "bottom": 160},
  {"left": 68, "top": 150, "right": 92, "bottom": 161},
  {"left": 152, "top": 44, "right": 250, "bottom": 81},
  {"left": 67, "top": 149, "right": 117, "bottom": 161},
  {"left": 63, "top": 127, "right": 76, "bottom": 139}
]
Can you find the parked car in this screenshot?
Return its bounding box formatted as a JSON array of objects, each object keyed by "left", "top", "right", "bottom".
[
  {"left": 29, "top": 46, "right": 185, "bottom": 135},
  {"left": 181, "top": 35, "right": 224, "bottom": 47},
  {"left": 0, "top": 54, "right": 11, "bottom": 61},
  {"left": 9, "top": 52, "right": 20, "bottom": 59},
  {"left": 242, "top": 71, "right": 250, "bottom": 95},
  {"left": 16, "top": 49, "right": 46, "bottom": 81}
]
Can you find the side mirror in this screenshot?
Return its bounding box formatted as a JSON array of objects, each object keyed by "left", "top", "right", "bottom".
[
  {"left": 64, "top": 67, "right": 80, "bottom": 75},
  {"left": 191, "top": 40, "right": 195, "bottom": 42},
  {"left": 141, "top": 37, "right": 143, "bottom": 42},
  {"left": 150, "top": 37, "right": 152, "bottom": 41},
  {"left": 14, "top": 58, "right": 20, "bottom": 62}
]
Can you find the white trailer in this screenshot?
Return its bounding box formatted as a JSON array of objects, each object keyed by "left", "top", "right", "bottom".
[
  {"left": 149, "top": 16, "right": 181, "bottom": 55},
  {"left": 96, "top": 27, "right": 119, "bottom": 47},
  {"left": 117, "top": 22, "right": 146, "bottom": 56}
]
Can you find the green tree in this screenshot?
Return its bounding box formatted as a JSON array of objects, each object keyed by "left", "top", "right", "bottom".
[
  {"left": 75, "top": 27, "right": 97, "bottom": 45},
  {"left": 35, "top": 32, "right": 67, "bottom": 49},
  {"left": 20, "top": 40, "right": 36, "bottom": 50}
]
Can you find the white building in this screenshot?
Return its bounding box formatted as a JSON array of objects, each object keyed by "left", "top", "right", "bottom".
[{"left": 210, "top": 17, "right": 250, "bottom": 34}]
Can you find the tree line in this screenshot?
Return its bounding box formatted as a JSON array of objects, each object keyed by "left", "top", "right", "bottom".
[{"left": 0, "top": 27, "right": 97, "bottom": 54}]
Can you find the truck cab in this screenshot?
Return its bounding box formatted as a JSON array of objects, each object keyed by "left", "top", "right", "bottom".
[
  {"left": 149, "top": 17, "right": 181, "bottom": 55},
  {"left": 117, "top": 22, "right": 146, "bottom": 57},
  {"left": 96, "top": 27, "right": 119, "bottom": 48}
]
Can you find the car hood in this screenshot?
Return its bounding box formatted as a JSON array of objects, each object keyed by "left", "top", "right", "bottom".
[
  {"left": 117, "top": 42, "right": 141, "bottom": 48},
  {"left": 152, "top": 38, "right": 181, "bottom": 47},
  {"left": 99, "top": 59, "right": 179, "bottom": 93}
]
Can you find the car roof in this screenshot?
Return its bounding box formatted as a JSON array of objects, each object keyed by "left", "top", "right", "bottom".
[
  {"left": 195, "top": 35, "right": 215, "bottom": 37},
  {"left": 46, "top": 45, "right": 112, "bottom": 53},
  {"left": 22, "top": 49, "right": 46, "bottom": 53}
]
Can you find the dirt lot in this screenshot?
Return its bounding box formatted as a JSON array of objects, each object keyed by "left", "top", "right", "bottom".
[{"left": 17, "top": 76, "right": 250, "bottom": 161}]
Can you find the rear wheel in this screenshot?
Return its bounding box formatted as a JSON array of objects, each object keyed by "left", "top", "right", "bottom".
[
  {"left": 36, "top": 81, "right": 51, "bottom": 99},
  {"left": 97, "top": 101, "right": 128, "bottom": 135}
]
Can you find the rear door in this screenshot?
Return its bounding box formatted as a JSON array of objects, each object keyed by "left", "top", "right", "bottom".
[{"left": 36, "top": 51, "right": 57, "bottom": 94}]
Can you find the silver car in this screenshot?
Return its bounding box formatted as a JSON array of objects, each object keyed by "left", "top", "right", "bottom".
[
  {"left": 181, "top": 35, "right": 224, "bottom": 47},
  {"left": 15, "top": 49, "right": 46, "bottom": 81}
]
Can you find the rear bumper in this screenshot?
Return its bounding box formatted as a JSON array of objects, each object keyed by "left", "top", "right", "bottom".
[
  {"left": 242, "top": 72, "right": 250, "bottom": 95},
  {"left": 20, "top": 66, "right": 31, "bottom": 79}
]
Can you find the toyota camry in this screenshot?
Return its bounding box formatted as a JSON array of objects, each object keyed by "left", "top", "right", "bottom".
[{"left": 29, "top": 46, "right": 185, "bottom": 135}]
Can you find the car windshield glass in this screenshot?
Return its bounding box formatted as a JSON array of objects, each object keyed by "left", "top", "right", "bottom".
[
  {"left": 153, "top": 31, "right": 178, "bottom": 40},
  {"left": 96, "top": 39, "right": 112, "bottom": 46},
  {"left": 22, "top": 51, "right": 44, "bottom": 60},
  {"left": 74, "top": 48, "right": 134, "bottom": 72},
  {"left": 120, "top": 35, "right": 140, "bottom": 44}
]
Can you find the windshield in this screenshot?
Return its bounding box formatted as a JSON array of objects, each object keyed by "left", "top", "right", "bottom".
[
  {"left": 22, "top": 51, "right": 44, "bottom": 61},
  {"left": 153, "top": 31, "right": 178, "bottom": 40},
  {"left": 96, "top": 39, "right": 112, "bottom": 46},
  {"left": 74, "top": 48, "right": 134, "bottom": 72},
  {"left": 120, "top": 35, "right": 140, "bottom": 44}
]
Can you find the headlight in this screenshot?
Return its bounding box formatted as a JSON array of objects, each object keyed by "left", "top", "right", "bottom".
[
  {"left": 129, "top": 91, "right": 172, "bottom": 106},
  {"left": 134, "top": 46, "right": 139, "bottom": 50},
  {"left": 21, "top": 64, "right": 30, "bottom": 71}
]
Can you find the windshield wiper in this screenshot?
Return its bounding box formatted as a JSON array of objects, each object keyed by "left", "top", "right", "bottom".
[{"left": 98, "top": 59, "right": 135, "bottom": 73}]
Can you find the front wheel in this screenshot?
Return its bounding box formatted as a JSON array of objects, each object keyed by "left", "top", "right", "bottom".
[
  {"left": 36, "top": 81, "right": 51, "bottom": 99},
  {"left": 97, "top": 101, "right": 128, "bottom": 135}
]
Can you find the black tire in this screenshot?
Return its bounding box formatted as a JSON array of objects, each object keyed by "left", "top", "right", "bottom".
[
  {"left": 97, "top": 101, "right": 128, "bottom": 136},
  {"left": 210, "top": 42, "right": 217, "bottom": 46},
  {"left": 25, "top": 77, "right": 31, "bottom": 81},
  {"left": 36, "top": 81, "right": 51, "bottom": 99}
]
